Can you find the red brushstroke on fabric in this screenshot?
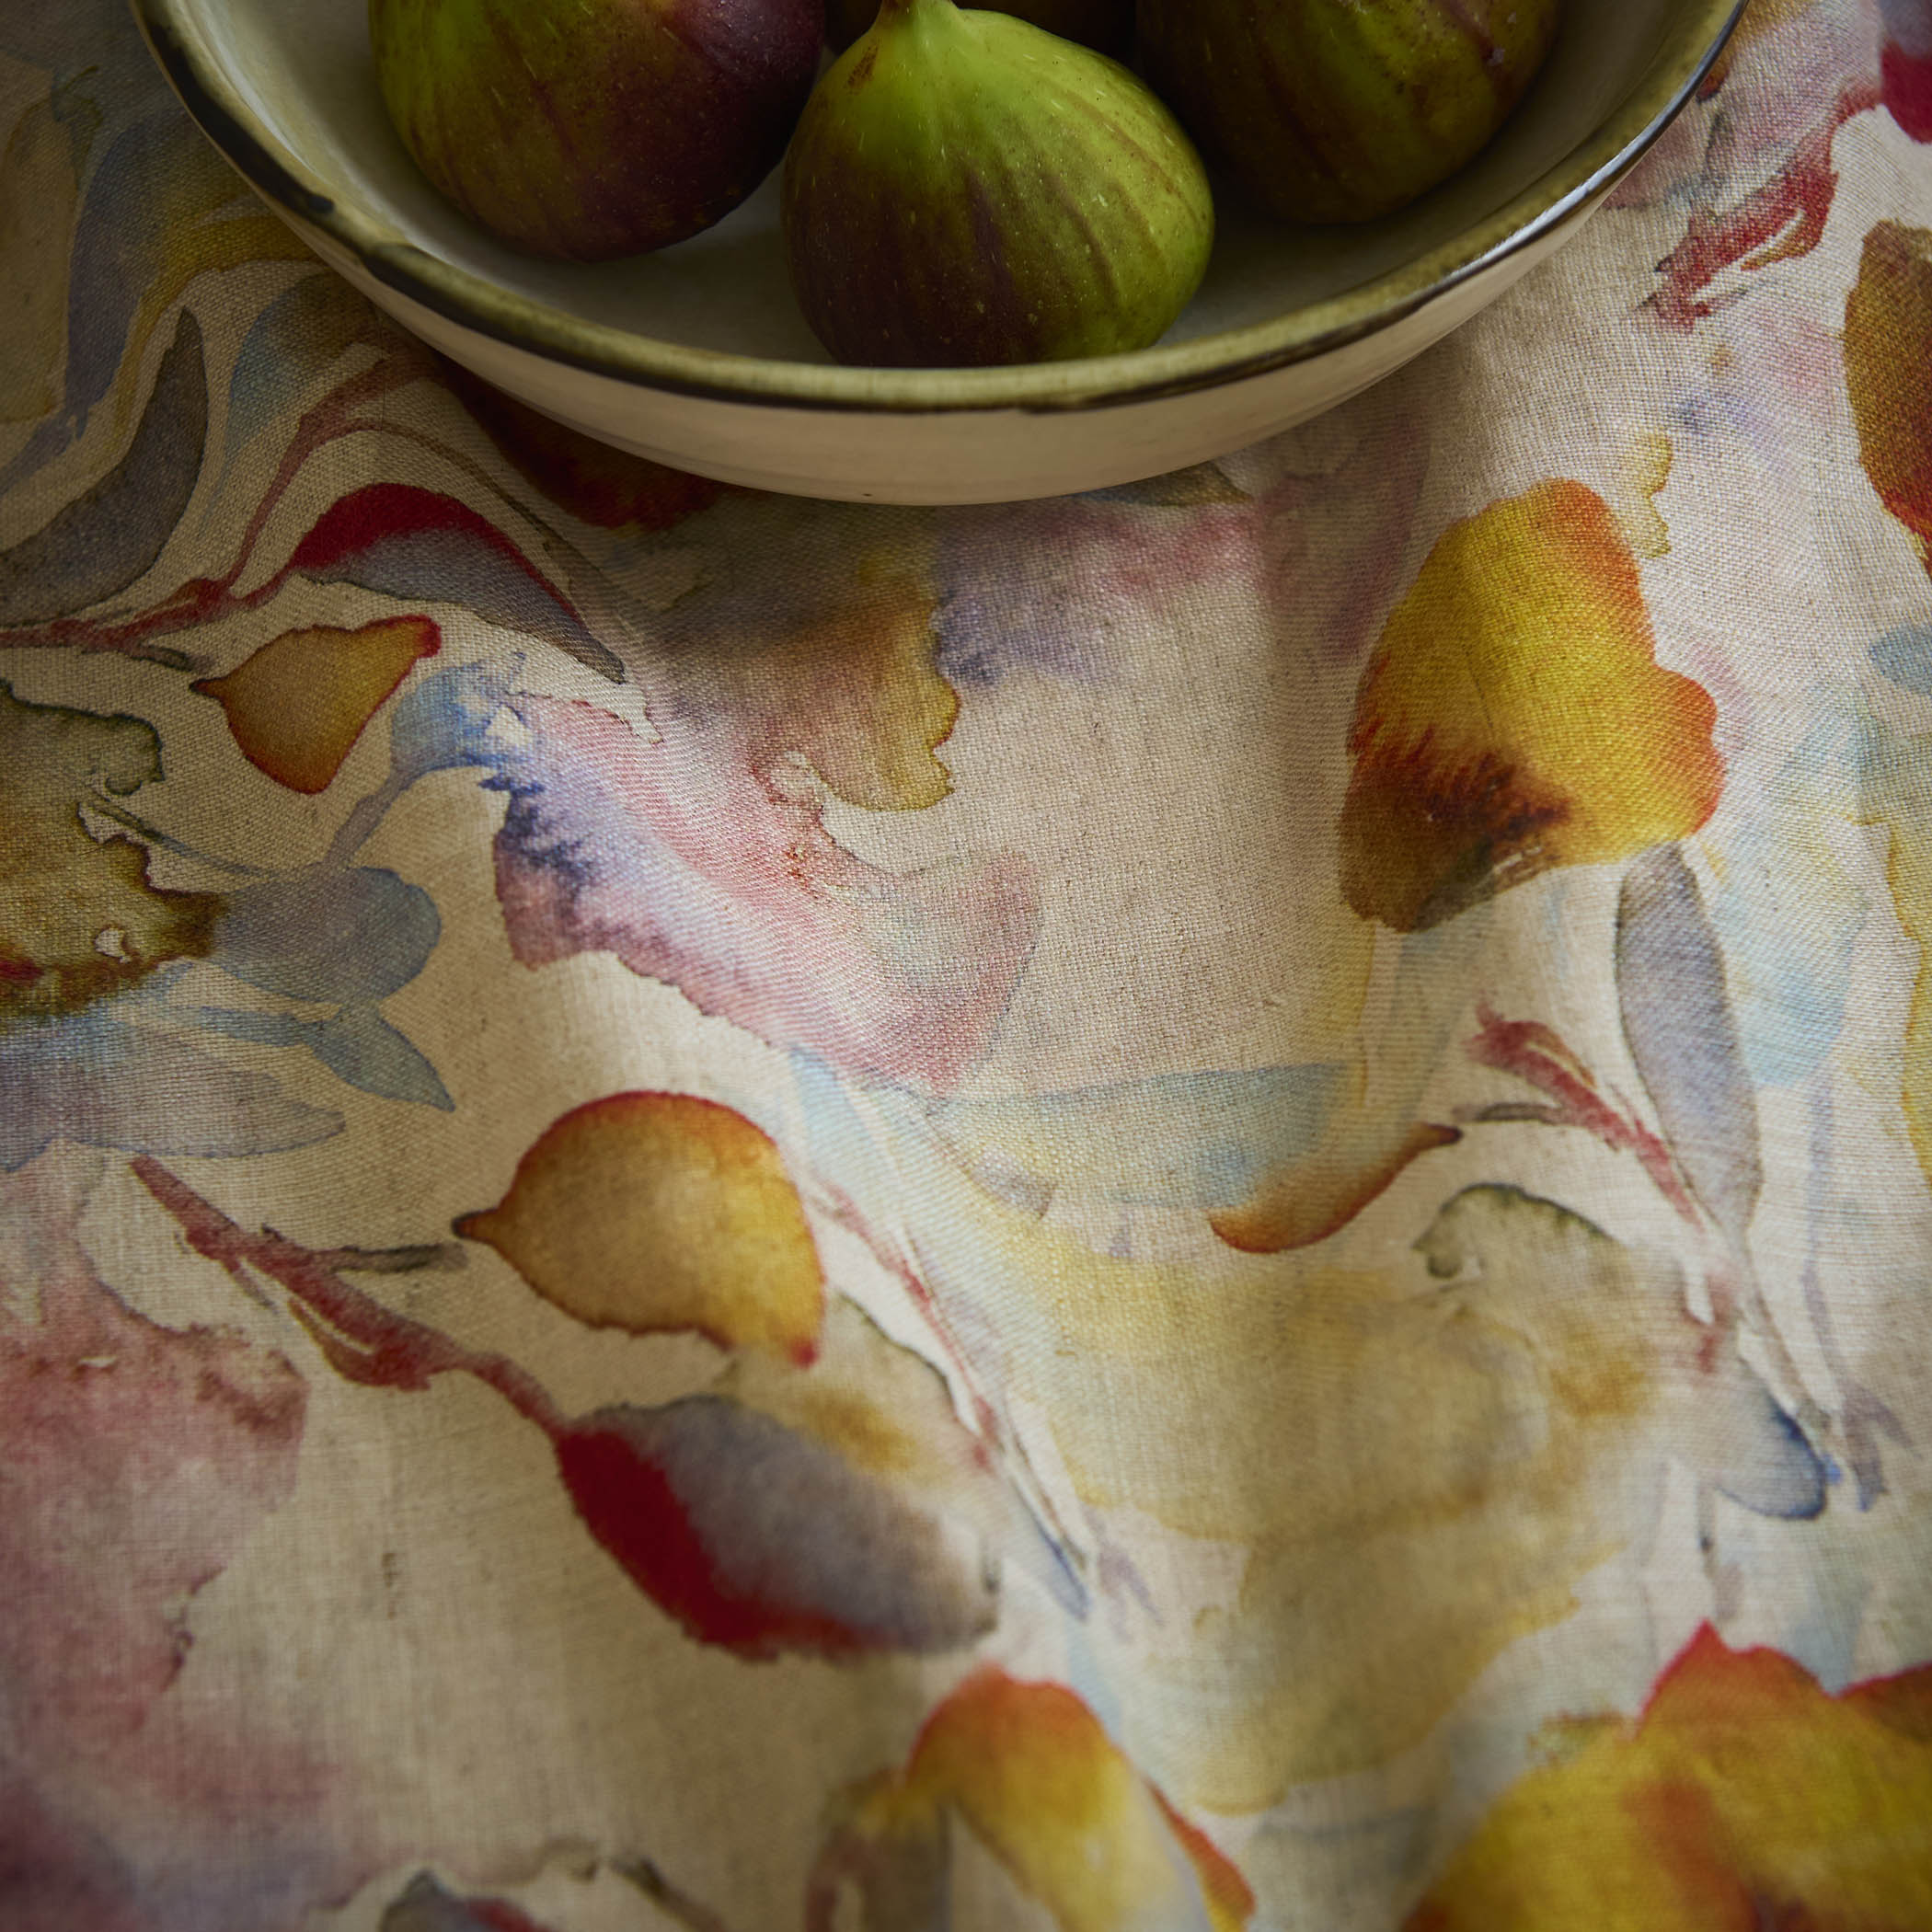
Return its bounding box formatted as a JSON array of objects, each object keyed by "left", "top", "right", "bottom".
[
  {"left": 463, "top": 1899, "right": 554, "bottom": 1932},
  {"left": 0, "top": 1282, "right": 306, "bottom": 1733},
  {"left": 1650, "top": 80, "right": 1882, "bottom": 328},
  {"left": 1883, "top": 39, "right": 1932, "bottom": 141},
  {"left": 1467, "top": 1006, "right": 1700, "bottom": 1224},
  {"left": 554, "top": 1422, "right": 868, "bottom": 1661},
  {"left": 0, "top": 1158, "right": 338, "bottom": 1911},
  {"left": 131, "top": 1156, "right": 555, "bottom": 1418},
  {"left": 815, "top": 1182, "right": 1005, "bottom": 1449},
  {"left": 0, "top": 349, "right": 592, "bottom": 667},
  {"left": 131, "top": 1158, "right": 936, "bottom": 1661},
  {"left": 286, "top": 483, "right": 544, "bottom": 586}
]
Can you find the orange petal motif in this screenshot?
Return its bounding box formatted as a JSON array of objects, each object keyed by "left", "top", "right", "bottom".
[
  {"left": 1210, "top": 1119, "right": 1459, "bottom": 1254},
  {"left": 455, "top": 1092, "right": 827, "bottom": 1363},
  {"left": 1846, "top": 221, "right": 1932, "bottom": 574},
  {"left": 1407, "top": 1626, "right": 1932, "bottom": 1930},
  {"left": 192, "top": 615, "right": 441, "bottom": 793},
  {"left": 1340, "top": 480, "right": 1723, "bottom": 930},
  {"left": 822, "top": 1668, "right": 1254, "bottom": 1932}
]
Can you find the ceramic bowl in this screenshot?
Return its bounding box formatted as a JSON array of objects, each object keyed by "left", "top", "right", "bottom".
[{"left": 132, "top": 0, "right": 1742, "bottom": 504}]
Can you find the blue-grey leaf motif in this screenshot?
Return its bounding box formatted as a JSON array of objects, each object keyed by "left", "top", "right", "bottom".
[
  {"left": 1616, "top": 844, "right": 1763, "bottom": 1249},
  {"left": 0, "top": 307, "right": 206, "bottom": 626}
]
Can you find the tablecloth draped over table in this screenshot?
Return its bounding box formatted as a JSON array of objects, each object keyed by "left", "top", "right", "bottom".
[{"left": 4, "top": 0, "right": 1932, "bottom": 1926}]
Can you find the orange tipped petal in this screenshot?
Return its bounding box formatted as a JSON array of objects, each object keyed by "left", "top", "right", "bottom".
[
  {"left": 193, "top": 615, "right": 440, "bottom": 793},
  {"left": 1341, "top": 480, "right": 1722, "bottom": 931},
  {"left": 1407, "top": 1626, "right": 1932, "bottom": 1930},
  {"left": 455, "top": 1091, "right": 825, "bottom": 1362},
  {"left": 885, "top": 1668, "right": 1252, "bottom": 1932},
  {"left": 1210, "top": 1120, "right": 1459, "bottom": 1254}
]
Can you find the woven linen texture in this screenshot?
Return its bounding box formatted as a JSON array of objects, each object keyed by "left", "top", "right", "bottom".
[{"left": 2, "top": 0, "right": 1931, "bottom": 1925}]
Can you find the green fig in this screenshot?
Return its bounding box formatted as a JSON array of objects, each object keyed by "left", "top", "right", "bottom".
[
  {"left": 827, "top": 0, "right": 1133, "bottom": 58},
  {"left": 368, "top": 0, "right": 824, "bottom": 262},
  {"left": 782, "top": 0, "right": 1214, "bottom": 367},
  {"left": 1139, "top": 0, "right": 1562, "bottom": 224}
]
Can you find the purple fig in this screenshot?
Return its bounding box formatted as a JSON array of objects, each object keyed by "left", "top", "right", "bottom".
[
  {"left": 827, "top": 0, "right": 1132, "bottom": 58},
  {"left": 783, "top": 0, "right": 1214, "bottom": 367},
  {"left": 1139, "top": 0, "right": 1562, "bottom": 224},
  {"left": 368, "top": 0, "right": 825, "bottom": 261}
]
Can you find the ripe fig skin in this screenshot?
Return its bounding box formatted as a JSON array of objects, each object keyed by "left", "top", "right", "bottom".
[
  {"left": 782, "top": 0, "right": 1215, "bottom": 368},
  {"left": 368, "top": 0, "right": 825, "bottom": 262},
  {"left": 1139, "top": 0, "right": 1562, "bottom": 225},
  {"left": 827, "top": 0, "right": 1132, "bottom": 58}
]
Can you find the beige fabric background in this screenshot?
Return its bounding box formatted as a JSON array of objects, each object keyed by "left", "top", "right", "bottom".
[{"left": 2, "top": 1, "right": 1930, "bottom": 1926}]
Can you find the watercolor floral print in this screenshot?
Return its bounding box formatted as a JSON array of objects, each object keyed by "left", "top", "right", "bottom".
[{"left": 2, "top": 0, "right": 1931, "bottom": 1926}]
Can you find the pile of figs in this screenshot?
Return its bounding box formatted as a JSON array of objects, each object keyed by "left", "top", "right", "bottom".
[{"left": 369, "top": 0, "right": 1562, "bottom": 368}]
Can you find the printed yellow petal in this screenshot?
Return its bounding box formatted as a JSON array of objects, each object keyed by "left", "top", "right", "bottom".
[
  {"left": 678, "top": 541, "right": 958, "bottom": 811},
  {"left": 1340, "top": 480, "right": 1722, "bottom": 930},
  {"left": 647, "top": 494, "right": 960, "bottom": 812},
  {"left": 456, "top": 1092, "right": 826, "bottom": 1363},
  {"left": 193, "top": 616, "right": 441, "bottom": 793},
  {"left": 880, "top": 1669, "right": 1253, "bottom": 1932},
  {"left": 1846, "top": 221, "right": 1932, "bottom": 572},
  {"left": 1407, "top": 1627, "right": 1932, "bottom": 1930}
]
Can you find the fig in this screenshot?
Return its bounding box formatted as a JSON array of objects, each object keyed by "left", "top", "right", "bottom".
[
  {"left": 368, "top": 0, "right": 824, "bottom": 261},
  {"left": 827, "top": 0, "right": 1132, "bottom": 58},
  {"left": 1139, "top": 0, "right": 1562, "bottom": 224},
  {"left": 782, "top": 0, "right": 1214, "bottom": 367}
]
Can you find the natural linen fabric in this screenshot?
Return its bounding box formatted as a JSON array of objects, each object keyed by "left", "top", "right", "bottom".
[{"left": 3, "top": 1, "right": 1932, "bottom": 1926}]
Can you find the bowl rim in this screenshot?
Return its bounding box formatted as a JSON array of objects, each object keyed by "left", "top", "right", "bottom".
[{"left": 131, "top": 0, "right": 1745, "bottom": 417}]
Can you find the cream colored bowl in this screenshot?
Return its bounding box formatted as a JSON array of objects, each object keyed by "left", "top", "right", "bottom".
[{"left": 133, "top": 0, "right": 1742, "bottom": 504}]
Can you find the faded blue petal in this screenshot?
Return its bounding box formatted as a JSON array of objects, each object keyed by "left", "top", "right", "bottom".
[
  {"left": 0, "top": 308, "right": 206, "bottom": 626},
  {"left": 223, "top": 274, "right": 372, "bottom": 465},
  {"left": 932, "top": 1064, "right": 1347, "bottom": 1211},
  {"left": 0, "top": 1010, "right": 341, "bottom": 1169},
  {"left": 304, "top": 1004, "right": 452, "bottom": 1111},
  {"left": 1617, "top": 845, "right": 1762, "bottom": 1248},
  {"left": 1871, "top": 622, "right": 1932, "bottom": 696},
  {"left": 212, "top": 868, "right": 440, "bottom": 1004},
  {"left": 187, "top": 1004, "right": 452, "bottom": 1111},
  {"left": 385, "top": 661, "right": 517, "bottom": 787},
  {"left": 1707, "top": 705, "right": 1876, "bottom": 1087}
]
